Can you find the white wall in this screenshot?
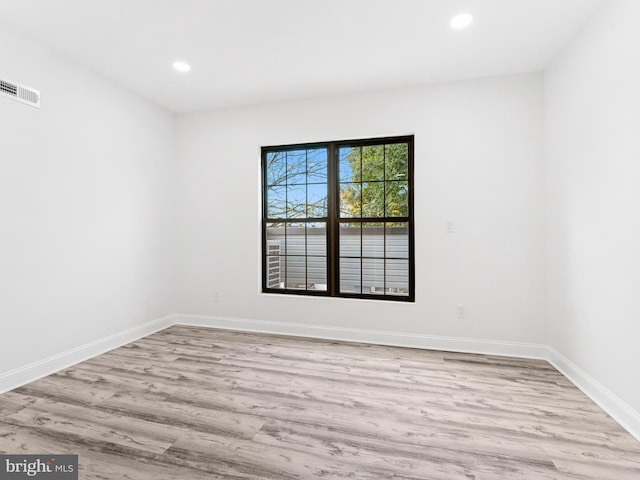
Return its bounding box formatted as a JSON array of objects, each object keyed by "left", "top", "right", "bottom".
[
  {"left": 175, "top": 73, "right": 546, "bottom": 347},
  {"left": 0, "top": 26, "right": 176, "bottom": 375},
  {"left": 545, "top": 0, "right": 640, "bottom": 414}
]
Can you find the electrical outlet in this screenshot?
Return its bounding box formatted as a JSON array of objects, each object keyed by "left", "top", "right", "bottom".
[
  {"left": 456, "top": 304, "right": 467, "bottom": 319},
  {"left": 446, "top": 221, "right": 455, "bottom": 233},
  {"left": 211, "top": 290, "right": 220, "bottom": 302}
]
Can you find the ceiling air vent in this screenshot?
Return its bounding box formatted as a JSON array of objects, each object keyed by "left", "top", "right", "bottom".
[{"left": 0, "top": 78, "right": 40, "bottom": 108}]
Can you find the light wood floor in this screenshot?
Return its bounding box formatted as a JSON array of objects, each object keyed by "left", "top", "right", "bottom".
[{"left": 0, "top": 326, "right": 639, "bottom": 479}]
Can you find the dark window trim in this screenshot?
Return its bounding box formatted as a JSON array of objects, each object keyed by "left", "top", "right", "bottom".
[{"left": 261, "top": 135, "right": 415, "bottom": 302}]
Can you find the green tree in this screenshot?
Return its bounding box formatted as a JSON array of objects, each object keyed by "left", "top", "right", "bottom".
[{"left": 340, "top": 143, "right": 408, "bottom": 220}]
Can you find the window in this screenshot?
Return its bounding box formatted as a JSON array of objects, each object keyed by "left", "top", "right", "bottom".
[{"left": 262, "top": 136, "right": 414, "bottom": 301}]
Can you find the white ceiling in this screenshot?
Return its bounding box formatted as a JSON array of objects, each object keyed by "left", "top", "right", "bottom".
[{"left": 0, "top": 0, "right": 603, "bottom": 113}]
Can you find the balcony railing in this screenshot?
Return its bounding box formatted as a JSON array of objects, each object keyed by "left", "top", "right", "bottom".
[{"left": 266, "top": 226, "right": 409, "bottom": 295}]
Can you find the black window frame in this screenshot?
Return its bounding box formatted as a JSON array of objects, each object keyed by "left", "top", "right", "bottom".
[{"left": 261, "top": 135, "right": 415, "bottom": 302}]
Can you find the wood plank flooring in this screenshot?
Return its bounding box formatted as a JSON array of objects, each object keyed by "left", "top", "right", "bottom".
[{"left": 0, "top": 325, "right": 639, "bottom": 479}]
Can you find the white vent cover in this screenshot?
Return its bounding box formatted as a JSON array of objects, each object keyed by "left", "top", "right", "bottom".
[{"left": 0, "top": 78, "right": 40, "bottom": 108}]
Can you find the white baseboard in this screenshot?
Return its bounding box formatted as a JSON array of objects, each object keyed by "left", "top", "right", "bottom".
[
  {"left": 0, "top": 314, "right": 174, "bottom": 395},
  {"left": 173, "top": 313, "right": 549, "bottom": 359},
  {"left": 548, "top": 347, "right": 640, "bottom": 442}
]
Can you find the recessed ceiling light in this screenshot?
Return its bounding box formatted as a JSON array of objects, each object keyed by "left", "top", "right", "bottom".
[
  {"left": 172, "top": 61, "right": 191, "bottom": 73},
  {"left": 450, "top": 12, "right": 473, "bottom": 30}
]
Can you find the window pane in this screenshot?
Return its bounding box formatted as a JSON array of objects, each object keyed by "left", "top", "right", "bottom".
[
  {"left": 362, "top": 145, "right": 384, "bottom": 181},
  {"left": 362, "top": 258, "right": 385, "bottom": 295},
  {"left": 385, "top": 181, "right": 408, "bottom": 217},
  {"left": 307, "top": 256, "right": 327, "bottom": 291},
  {"left": 285, "top": 224, "right": 305, "bottom": 256},
  {"left": 386, "top": 222, "right": 409, "bottom": 259},
  {"left": 339, "top": 257, "right": 361, "bottom": 294},
  {"left": 267, "top": 185, "right": 286, "bottom": 219},
  {"left": 266, "top": 151, "right": 286, "bottom": 186},
  {"left": 286, "top": 150, "right": 306, "bottom": 185},
  {"left": 386, "top": 259, "right": 409, "bottom": 296},
  {"left": 307, "top": 148, "right": 327, "bottom": 183},
  {"left": 286, "top": 184, "right": 306, "bottom": 218},
  {"left": 306, "top": 223, "right": 326, "bottom": 257},
  {"left": 339, "top": 183, "right": 361, "bottom": 217},
  {"left": 339, "top": 223, "right": 361, "bottom": 257},
  {"left": 285, "top": 255, "right": 306, "bottom": 289},
  {"left": 362, "top": 182, "right": 385, "bottom": 217},
  {"left": 307, "top": 183, "right": 327, "bottom": 218},
  {"left": 385, "top": 143, "right": 408, "bottom": 181},
  {"left": 362, "top": 223, "right": 384, "bottom": 257},
  {"left": 339, "top": 147, "right": 360, "bottom": 182}
]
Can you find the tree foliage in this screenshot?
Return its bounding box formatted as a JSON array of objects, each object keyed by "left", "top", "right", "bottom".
[
  {"left": 265, "top": 143, "right": 409, "bottom": 222},
  {"left": 340, "top": 143, "right": 408, "bottom": 220}
]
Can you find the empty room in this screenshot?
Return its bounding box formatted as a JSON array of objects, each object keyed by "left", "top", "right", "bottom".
[{"left": 1, "top": 0, "right": 639, "bottom": 478}]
